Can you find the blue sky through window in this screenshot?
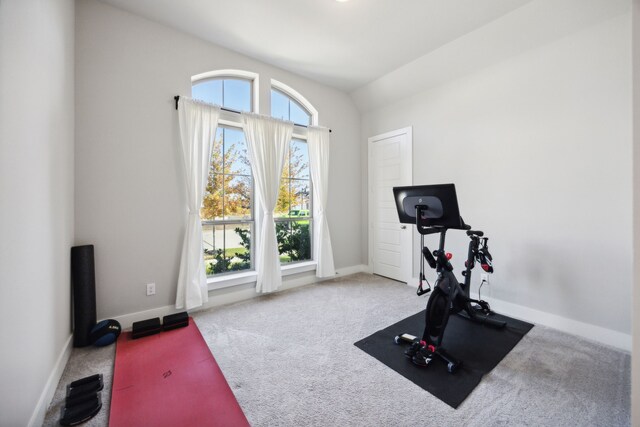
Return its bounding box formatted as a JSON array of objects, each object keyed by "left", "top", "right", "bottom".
[
  {"left": 192, "top": 79, "right": 222, "bottom": 105},
  {"left": 290, "top": 101, "right": 310, "bottom": 126},
  {"left": 192, "top": 78, "right": 251, "bottom": 112},
  {"left": 271, "top": 89, "right": 289, "bottom": 121},
  {"left": 223, "top": 127, "right": 250, "bottom": 176},
  {"left": 270, "top": 89, "right": 311, "bottom": 126},
  {"left": 223, "top": 80, "right": 251, "bottom": 112}
]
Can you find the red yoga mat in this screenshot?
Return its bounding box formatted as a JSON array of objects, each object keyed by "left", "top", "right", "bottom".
[{"left": 109, "top": 318, "right": 249, "bottom": 427}]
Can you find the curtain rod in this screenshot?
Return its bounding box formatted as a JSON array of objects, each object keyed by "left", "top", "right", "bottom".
[{"left": 174, "top": 95, "right": 331, "bottom": 132}]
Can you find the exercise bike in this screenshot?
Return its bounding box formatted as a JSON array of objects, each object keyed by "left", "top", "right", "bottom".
[{"left": 392, "top": 184, "right": 506, "bottom": 373}]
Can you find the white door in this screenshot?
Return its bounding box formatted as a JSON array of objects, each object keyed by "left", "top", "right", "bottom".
[{"left": 368, "top": 127, "right": 412, "bottom": 283}]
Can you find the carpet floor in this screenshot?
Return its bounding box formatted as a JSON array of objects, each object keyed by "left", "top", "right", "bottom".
[{"left": 44, "top": 273, "right": 630, "bottom": 426}]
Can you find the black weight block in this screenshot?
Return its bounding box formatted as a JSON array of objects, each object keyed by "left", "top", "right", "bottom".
[
  {"left": 162, "top": 312, "right": 189, "bottom": 331},
  {"left": 131, "top": 317, "right": 161, "bottom": 339}
]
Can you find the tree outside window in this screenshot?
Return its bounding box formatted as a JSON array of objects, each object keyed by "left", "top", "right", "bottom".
[{"left": 201, "top": 127, "right": 253, "bottom": 275}]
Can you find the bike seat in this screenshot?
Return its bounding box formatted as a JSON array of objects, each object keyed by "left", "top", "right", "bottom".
[{"left": 466, "top": 230, "right": 484, "bottom": 237}]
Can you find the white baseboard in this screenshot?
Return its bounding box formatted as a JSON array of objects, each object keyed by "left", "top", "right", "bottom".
[
  {"left": 484, "top": 296, "right": 631, "bottom": 352},
  {"left": 109, "top": 264, "right": 369, "bottom": 330},
  {"left": 335, "top": 264, "right": 369, "bottom": 277},
  {"left": 406, "top": 278, "right": 630, "bottom": 352},
  {"left": 28, "top": 334, "right": 73, "bottom": 427}
]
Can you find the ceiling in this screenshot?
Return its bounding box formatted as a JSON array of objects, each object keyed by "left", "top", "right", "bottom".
[{"left": 98, "top": 0, "right": 533, "bottom": 92}]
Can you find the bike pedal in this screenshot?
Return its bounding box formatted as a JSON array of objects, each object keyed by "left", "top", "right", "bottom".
[
  {"left": 412, "top": 354, "right": 433, "bottom": 367},
  {"left": 404, "top": 342, "right": 422, "bottom": 359}
]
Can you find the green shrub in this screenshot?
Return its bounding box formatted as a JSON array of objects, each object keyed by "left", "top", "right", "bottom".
[{"left": 277, "top": 222, "right": 310, "bottom": 262}]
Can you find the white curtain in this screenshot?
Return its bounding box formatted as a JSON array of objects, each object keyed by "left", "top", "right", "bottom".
[
  {"left": 176, "top": 97, "right": 220, "bottom": 310},
  {"left": 242, "top": 113, "right": 293, "bottom": 293},
  {"left": 307, "top": 127, "right": 336, "bottom": 278}
]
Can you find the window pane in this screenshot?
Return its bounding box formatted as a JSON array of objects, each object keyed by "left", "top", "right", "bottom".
[
  {"left": 201, "top": 127, "right": 225, "bottom": 221},
  {"left": 225, "top": 224, "right": 251, "bottom": 272},
  {"left": 289, "top": 99, "right": 311, "bottom": 126},
  {"left": 275, "top": 178, "right": 290, "bottom": 218},
  {"left": 203, "top": 223, "right": 216, "bottom": 259},
  {"left": 223, "top": 79, "right": 251, "bottom": 112},
  {"left": 211, "top": 128, "right": 224, "bottom": 173},
  {"left": 276, "top": 221, "right": 291, "bottom": 263},
  {"left": 290, "top": 139, "right": 309, "bottom": 179},
  {"left": 205, "top": 225, "right": 225, "bottom": 275},
  {"left": 192, "top": 79, "right": 222, "bottom": 105},
  {"left": 291, "top": 220, "right": 311, "bottom": 261},
  {"left": 224, "top": 175, "right": 251, "bottom": 220},
  {"left": 277, "top": 220, "right": 312, "bottom": 264},
  {"left": 271, "top": 89, "right": 289, "bottom": 121},
  {"left": 290, "top": 180, "right": 310, "bottom": 217},
  {"left": 223, "top": 128, "right": 250, "bottom": 176},
  {"left": 201, "top": 173, "right": 223, "bottom": 221}
]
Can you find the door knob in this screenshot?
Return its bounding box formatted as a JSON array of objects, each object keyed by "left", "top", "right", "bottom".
[{"left": 400, "top": 225, "right": 407, "bottom": 229}]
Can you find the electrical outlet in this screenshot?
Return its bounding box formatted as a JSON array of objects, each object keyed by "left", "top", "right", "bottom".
[
  {"left": 480, "top": 273, "right": 489, "bottom": 284},
  {"left": 146, "top": 283, "right": 156, "bottom": 296}
]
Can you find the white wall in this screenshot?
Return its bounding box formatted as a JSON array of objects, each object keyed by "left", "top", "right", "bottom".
[
  {"left": 359, "top": 11, "right": 632, "bottom": 337},
  {"left": 75, "top": 0, "right": 362, "bottom": 320},
  {"left": 0, "top": 0, "right": 75, "bottom": 425}
]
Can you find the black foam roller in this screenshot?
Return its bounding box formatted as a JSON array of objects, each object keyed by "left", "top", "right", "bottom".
[{"left": 71, "top": 245, "right": 97, "bottom": 347}]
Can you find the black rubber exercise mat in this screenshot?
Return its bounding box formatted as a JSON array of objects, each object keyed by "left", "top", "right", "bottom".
[{"left": 354, "top": 310, "right": 533, "bottom": 408}]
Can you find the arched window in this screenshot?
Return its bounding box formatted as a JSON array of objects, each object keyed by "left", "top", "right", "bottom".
[
  {"left": 191, "top": 71, "right": 319, "bottom": 278},
  {"left": 270, "top": 81, "right": 317, "bottom": 264},
  {"left": 192, "top": 69, "right": 258, "bottom": 112},
  {"left": 192, "top": 71, "right": 257, "bottom": 276}
]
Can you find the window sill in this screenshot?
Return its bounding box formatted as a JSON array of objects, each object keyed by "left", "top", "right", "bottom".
[
  {"left": 281, "top": 260, "right": 317, "bottom": 276},
  {"left": 207, "top": 271, "right": 258, "bottom": 290},
  {"left": 207, "top": 261, "right": 317, "bottom": 291}
]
